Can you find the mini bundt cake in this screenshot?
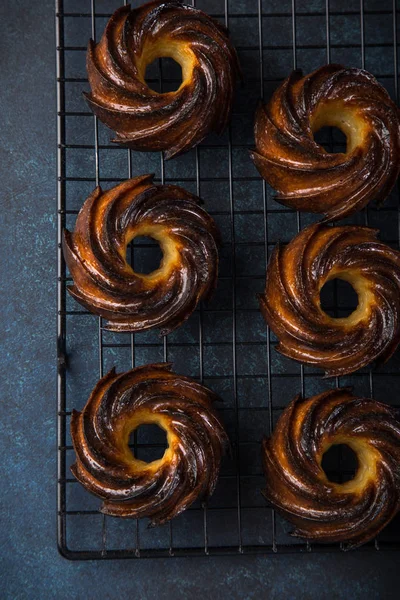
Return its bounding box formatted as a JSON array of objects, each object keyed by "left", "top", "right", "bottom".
[
  {"left": 250, "top": 64, "right": 400, "bottom": 221},
  {"left": 62, "top": 174, "right": 219, "bottom": 334},
  {"left": 85, "top": 1, "right": 240, "bottom": 159},
  {"left": 259, "top": 223, "right": 400, "bottom": 377},
  {"left": 262, "top": 388, "right": 400, "bottom": 548},
  {"left": 71, "top": 363, "right": 229, "bottom": 524}
]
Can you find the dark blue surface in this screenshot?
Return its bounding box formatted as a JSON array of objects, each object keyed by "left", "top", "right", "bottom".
[{"left": 2, "top": 0, "right": 400, "bottom": 597}]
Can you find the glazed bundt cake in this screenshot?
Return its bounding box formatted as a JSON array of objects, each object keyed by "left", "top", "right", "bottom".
[
  {"left": 71, "top": 363, "right": 229, "bottom": 524},
  {"left": 262, "top": 388, "right": 400, "bottom": 548},
  {"left": 259, "top": 223, "right": 400, "bottom": 376},
  {"left": 85, "top": 1, "right": 240, "bottom": 158},
  {"left": 63, "top": 175, "right": 219, "bottom": 334},
  {"left": 250, "top": 65, "right": 400, "bottom": 221}
]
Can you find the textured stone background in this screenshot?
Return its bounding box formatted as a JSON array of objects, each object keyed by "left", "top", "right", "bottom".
[{"left": 1, "top": 0, "right": 400, "bottom": 598}]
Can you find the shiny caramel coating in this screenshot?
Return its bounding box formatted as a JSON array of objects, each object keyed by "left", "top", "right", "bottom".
[
  {"left": 250, "top": 65, "right": 400, "bottom": 221},
  {"left": 85, "top": 1, "right": 240, "bottom": 159},
  {"left": 262, "top": 388, "right": 400, "bottom": 548},
  {"left": 62, "top": 174, "right": 219, "bottom": 334},
  {"left": 70, "top": 363, "right": 229, "bottom": 524},
  {"left": 259, "top": 223, "right": 400, "bottom": 377}
]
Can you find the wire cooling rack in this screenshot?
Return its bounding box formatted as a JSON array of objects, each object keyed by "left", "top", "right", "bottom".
[{"left": 56, "top": 0, "right": 400, "bottom": 559}]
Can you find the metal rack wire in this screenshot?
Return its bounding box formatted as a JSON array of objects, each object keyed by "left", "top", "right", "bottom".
[{"left": 57, "top": 0, "right": 400, "bottom": 559}]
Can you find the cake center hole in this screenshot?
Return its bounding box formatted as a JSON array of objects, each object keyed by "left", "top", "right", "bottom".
[
  {"left": 129, "top": 424, "right": 168, "bottom": 463},
  {"left": 145, "top": 57, "right": 183, "bottom": 93},
  {"left": 321, "top": 444, "right": 358, "bottom": 483},
  {"left": 127, "top": 236, "right": 163, "bottom": 275},
  {"left": 320, "top": 278, "right": 358, "bottom": 318},
  {"left": 313, "top": 126, "right": 347, "bottom": 153}
]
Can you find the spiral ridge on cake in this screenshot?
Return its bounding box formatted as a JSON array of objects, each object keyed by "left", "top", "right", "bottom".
[
  {"left": 259, "top": 223, "right": 400, "bottom": 376},
  {"left": 250, "top": 64, "right": 400, "bottom": 221},
  {"left": 262, "top": 388, "right": 400, "bottom": 548},
  {"left": 85, "top": 1, "right": 240, "bottom": 159},
  {"left": 63, "top": 174, "right": 219, "bottom": 334},
  {"left": 71, "top": 363, "right": 229, "bottom": 524}
]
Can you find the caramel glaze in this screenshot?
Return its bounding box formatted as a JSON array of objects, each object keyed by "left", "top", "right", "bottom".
[
  {"left": 62, "top": 174, "right": 219, "bottom": 334},
  {"left": 71, "top": 363, "right": 229, "bottom": 524},
  {"left": 85, "top": 1, "right": 240, "bottom": 159},
  {"left": 250, "top": 64, "right": 400, "bottom": 221},
  {"left": 259, "top": 223, "right": 400, "bottom": 377},
  {"left": 262, "top": 388, "right": 400, "bottom": 548}
]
